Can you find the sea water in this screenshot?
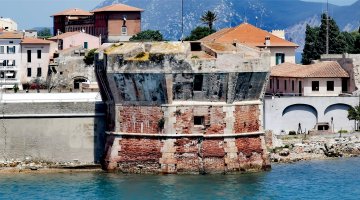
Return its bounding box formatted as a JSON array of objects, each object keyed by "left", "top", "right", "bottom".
[{"left": 1, "top": 158, "right": 359, "bottom": 200}]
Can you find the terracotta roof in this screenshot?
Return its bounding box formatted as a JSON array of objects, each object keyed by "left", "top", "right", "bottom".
[
  {"left": 52, "top": 8, "right": 92, "bottom": 17},
  {"left": 0, "top": 32, "right": 23, "bottom": 39},
  {"left": 271, "top": 62, "right": 349, "bottom": 78},
  {"left": 21, "top": 38, "right": 55, "bottom": 45},
  {"left": 200, "top": 23, "right": 298, "bottom": 47},
  {"left": 92, "top": 3, "right": 144, "bottom": 13},
  {"left": 48, "top": 31, "right": 81, "bottom": 40}
]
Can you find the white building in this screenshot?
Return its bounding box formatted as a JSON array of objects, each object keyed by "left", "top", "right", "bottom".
[
  {"left": 200, "top": 23, "right": 298, "bottom": 67},
  {"left": 20, "top": 38, "right": 57, "bottom": 84},
  {"left": 0, "top": 18, "right": 17, "bottom": 31},
  {"left": 0, "top": 32, "right": 23, "bottom": 89},
  {"left": 267, "top": 61, "right": 350, "bottom": 96}
]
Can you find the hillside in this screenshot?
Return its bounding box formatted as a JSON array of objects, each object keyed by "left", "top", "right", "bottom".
[{"left": 96, "top": 0, "right": 359, "bottom": 51}]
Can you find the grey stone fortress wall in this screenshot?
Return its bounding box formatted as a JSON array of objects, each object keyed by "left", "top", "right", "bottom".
[{"left": 0, "top": 102, "right": 106, "bottom": 164}]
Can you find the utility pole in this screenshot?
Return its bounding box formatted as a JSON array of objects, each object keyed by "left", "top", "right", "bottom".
[
  {"left": 326, "top": 0, "right": 329, "bottom": 54},
  {"left": 181, "top": 0, "right": 184, "bottom": 41}
]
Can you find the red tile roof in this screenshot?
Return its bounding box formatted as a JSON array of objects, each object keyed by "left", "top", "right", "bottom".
[
  {"left": 92, "top": 3, "right": 144, "bottom": 13},
  {"left": 200, "top": 23, "right": 298, "bottom": 48},
  {"left": 21, "top": 38, "right": 55, "bottom": 45},
  {"left": 48, "top": 31, "right": 81, "bottom": 40},
  {"left": 271, "top": 62, "right": 349, "bottom": 78},
  {"left": 52, "top": 8, "right": 92, "bottom": 17},
  {"left": 0, "top": 32, "right": 23, "bottom": 39}
]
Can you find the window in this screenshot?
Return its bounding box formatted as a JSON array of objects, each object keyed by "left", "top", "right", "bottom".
[
  {"left": 312, "top": 81, "right": 319, "bottom": 91},
  {"left": 0, "top": 46, "right": 4, "bottom": 54},
  {"left": 193, "top": 74, "right": 203, "bottom": 91},
  {"left": 27, "top": 68, "right": 31, "bottom": 77},
  {"left": 327, "top": 81, "right": 334, "bottom": 91},
  {"left": 37, "top": 50, "right": 41, "bottom": 59},
  {"left": 37, "top": 67, "right": 42, "bottom": 77},
  {"left": 121, "top": 26, "right": 127, "bottom": 36},
  {"left": 0, "top": 60, "right": 6, "bottom": 66},
  {"left": 7, "top": 46, "right": 15, "bottom": 54},
  {"left": 275, "top": 53, "right": 285, "bottom": 65},
  {"left": 9, "top": 41, "right": 13, "bottom": 44},
  {"left": 190, "top": 42, "right": 202, "bottom": 51},
  {"left": 194, "top": 116, "right": 205, "bottom": 126},
  {"left": 284, "top": 80, "right": 287, "bottom": 91},
  {"left": 84, "top": 42, "right": 88, "bottom": 49},
  {"left": 270, "top": 78, "right": 272, "bottom": 89},
  {"left": 27, "top": 50, "right": 31, "bottom": 63},
  {"left": 292, "top": 80, "right": 295, "bottom": 91},
  {"left": 7, "top": 60, "right": 15, "bottom": 66},
  {"left": 276, "top": 79, "right": 279, "bottom": 90}
]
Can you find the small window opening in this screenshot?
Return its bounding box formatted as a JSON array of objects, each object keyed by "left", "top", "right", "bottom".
[
  {"left": 194, "top": 116, "right": 205, "bottom": 126},
  {"left": 193, "top": 74, "right": 203, "bottom": 91}
]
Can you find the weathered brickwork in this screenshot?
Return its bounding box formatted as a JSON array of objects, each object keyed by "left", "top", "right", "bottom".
[
  {"left": 233, "top": 105, "right": 260, "bottom": 133},
  {"left": 117, "top": 137, "right": 163, "bottom": 173},
  {"left": 175, "top": 107, "right": 193, "bottom": 134},
  {"left": 118, "top": 106, "right": 164, "bottom": 134},
  {"left": 174, "top": 106, "right": 226, "bottom": 135},
  {"left": 174, "top": 138, "right": 200, "bottom": 173},
  {"left": 104, "top": 136, "right": 270, "bottom": 174}
]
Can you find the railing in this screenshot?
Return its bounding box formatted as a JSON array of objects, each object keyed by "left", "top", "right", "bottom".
[
  {"left": 65, "top": 19, "right": 94, "bottom": 26},
  {"left": 264, "top": 92, "right": 355, "bottom": 98}
]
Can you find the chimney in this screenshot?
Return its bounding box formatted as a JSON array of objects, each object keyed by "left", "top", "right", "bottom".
[
  {"left": 265, "top": 36, "right": 271, "bottom": 46},
  {"left": 271, "top": 30, "right": 285, "bottom": 39}
]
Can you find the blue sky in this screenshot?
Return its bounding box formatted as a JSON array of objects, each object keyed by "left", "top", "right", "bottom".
[{"left": 1, "top": 0, "right": 358, "bottom": 29}]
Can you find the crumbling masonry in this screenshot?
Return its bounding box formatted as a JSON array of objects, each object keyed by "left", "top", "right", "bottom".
[{"left": 96, "top": 41, "right": 271, "bottom": 174}]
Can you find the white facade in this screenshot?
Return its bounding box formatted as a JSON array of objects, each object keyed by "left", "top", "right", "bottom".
[
  {"left": 303, "top": 78, "right": 343, "bottom": 96},
  {"left": 269, "top": 47, "right": 296, "bottom": 67},
  {"left": 268, "top": 77, "right": 344, "bottom": 97},
  {"left": 0, "top": 18, "right": 17, "bottom": 31},
  {"left": 20, "top": 43, "right": 57, "bottom": 84},
  {"left": 0, "top": 38, "right": 22, "bottom": 89}
]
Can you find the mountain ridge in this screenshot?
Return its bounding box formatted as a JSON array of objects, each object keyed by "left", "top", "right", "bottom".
[{"left": 97, "top": 0, "right": 360, "bottom": 51}]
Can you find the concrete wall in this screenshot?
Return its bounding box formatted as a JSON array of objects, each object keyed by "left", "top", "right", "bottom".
[
  {"left": 264, "top": 96, "right": 359, "bottom": 134},
  {"left": 0, "top": 94, "right": 106, "bottom": 164},
  {"left": 270, "top": 47, "right": 296, "bottom": 66}
]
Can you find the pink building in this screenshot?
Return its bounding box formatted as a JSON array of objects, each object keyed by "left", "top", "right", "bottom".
[
  {"left": 20, "top": 38, "right": 57, "bottom": 84},
  {"left": 48, "top": 31, "right": 100, "bottom": 50}
]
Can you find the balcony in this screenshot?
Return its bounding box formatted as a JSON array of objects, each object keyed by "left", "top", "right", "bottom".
[
  {"left": 0, "top": 65, "right": 18, "bottom": 70},
  {"left": 65, "top": 19, "right": 94, "bottom": 26}
]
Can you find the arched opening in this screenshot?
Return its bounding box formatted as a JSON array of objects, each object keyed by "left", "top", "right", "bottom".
[
  {"left": 282, "top": 104, "right": 318, "bottom": 133},
  {"left": 73, "top": 76, "right": 88, "bottom": 90},
  {"left": 324, "top": 104, "right": 353, "bottom": 132}
]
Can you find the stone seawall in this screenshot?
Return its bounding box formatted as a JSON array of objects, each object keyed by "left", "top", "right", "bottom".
[
  {"left": 0, "top": 95, "right": 106, "bottom": 166},
  {"left": 103, "top": 134, "right": 270, "bottom": 174}
]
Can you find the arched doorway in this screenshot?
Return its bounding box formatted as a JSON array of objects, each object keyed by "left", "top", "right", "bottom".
[{"left": 73, "top": 77, "right": 88, "bottom": 90}]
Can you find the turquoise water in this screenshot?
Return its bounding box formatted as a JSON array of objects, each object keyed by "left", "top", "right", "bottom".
[{"left": 1, "top": 158, "right": 360, "bottom": 200}]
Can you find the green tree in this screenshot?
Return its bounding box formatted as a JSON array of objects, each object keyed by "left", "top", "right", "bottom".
[
  {"left": 302, "top": 13, "right": 347, "bottom": 64},
  {"left": 184, "top": 26, "right": 216, "bottom": 41},
  {"left": 37, "top": 28, "right": 52, "bottom": 38},
  {"left": 352, "top": 33, "right": 360, "bottom": 53},
  {"left": 316, "top": 13, "right": 346, "bottom": 55},
  {"left": 83, "top": 49, "right": 97, "bottom": 65},
  {"left": 341, "top": 31, "right": 356, "bottom": 53},
  {"left": 302, "top": 25, "right": 319, "bottom": 64},
  {"left": 201, "top": 11, "right": 217, "bottom": 30},
  {"left": 348, "top": 106, "right": 360, "bottom": 130},
  {"left": 130, "top": 30, "right": 163, "bottom": 41}
]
